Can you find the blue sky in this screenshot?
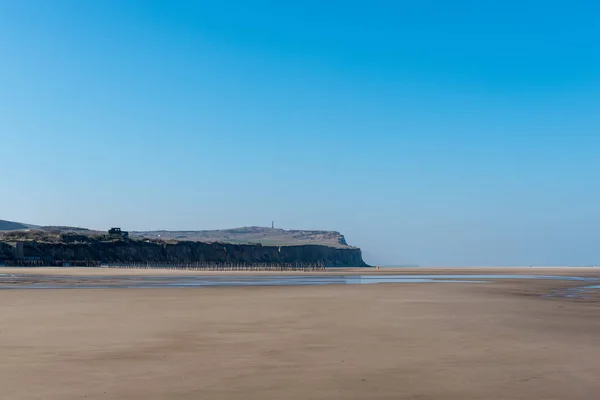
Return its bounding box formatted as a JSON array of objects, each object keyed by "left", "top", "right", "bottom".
[{"left": 1, "top": 0, "right": 599, "bottom": 266}]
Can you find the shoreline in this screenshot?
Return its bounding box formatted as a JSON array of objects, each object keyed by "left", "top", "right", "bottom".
[{"left": 2, "top": 266, "right": 600, "bottom": 277}]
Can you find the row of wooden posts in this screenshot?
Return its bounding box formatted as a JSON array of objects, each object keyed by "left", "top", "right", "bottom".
[
  {"left": 2, "top": 260, "right": 327, "bottom": 271},
  {"left": 104, "top": 261, "right": 326, "bottom": 271},
  {"left": 3, "top": 260, "right": 102, "bottom": 267}
]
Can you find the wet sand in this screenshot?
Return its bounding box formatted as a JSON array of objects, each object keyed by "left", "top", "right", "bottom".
[
  {"left": 2, "top": 266, "right": 600, "bottom": 276},
  {"left": 2, "top": 267, "right": 600, "bottom": 289},
  {"left": 1, "top": 269, "right": 600, "bottom": 399}
]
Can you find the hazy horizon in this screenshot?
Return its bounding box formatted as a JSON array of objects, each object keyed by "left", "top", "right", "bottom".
[{"left": 2, "top": 1, "right": 599, "bottom": 266}]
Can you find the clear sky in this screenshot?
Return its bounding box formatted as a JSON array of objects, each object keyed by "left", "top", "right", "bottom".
[{"left": 1, "top": 1, "right": 599, "bottom": 266}]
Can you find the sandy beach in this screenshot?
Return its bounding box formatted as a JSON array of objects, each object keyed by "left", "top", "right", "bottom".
[{"left": 1, "top": 268, "right": 600, "bottom": 399}]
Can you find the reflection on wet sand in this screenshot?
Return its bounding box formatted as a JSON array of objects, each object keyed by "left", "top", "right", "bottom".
[{"left": 1, "top": 273, "right": 599, "bottom": 291}]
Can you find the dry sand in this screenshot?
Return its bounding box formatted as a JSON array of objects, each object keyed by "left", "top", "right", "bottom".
[{"left": 1, "top": 268, "right": 600, "bottom": 399}]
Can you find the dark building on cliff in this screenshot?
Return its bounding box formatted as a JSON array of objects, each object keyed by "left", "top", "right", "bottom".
[{"left": 109, "top": 227, "right": 129, "bottom": 238}]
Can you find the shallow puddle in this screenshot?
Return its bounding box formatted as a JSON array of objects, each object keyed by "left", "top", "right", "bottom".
[
  {"left": 0, "top": 273, "right": 598, "bottom": 289},
  {"left": 554, "top": 284, "right": 600, "bottom": 299}
]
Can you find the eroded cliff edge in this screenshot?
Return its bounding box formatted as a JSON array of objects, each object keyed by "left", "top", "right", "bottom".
[{"left": 0, "top": 229, "right": 367, "bottom": 267}]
